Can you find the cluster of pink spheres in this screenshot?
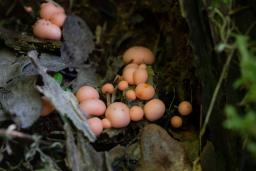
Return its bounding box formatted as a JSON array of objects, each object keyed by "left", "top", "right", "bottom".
[
  {"left": 76, "top": 46, "right": 166, "bottom": 136},
  {"left": 32, "top": 2, "right": 166, "bottom": 137},
  {"left": 33, "top": 2, "right": 66, "bottom": 40}
]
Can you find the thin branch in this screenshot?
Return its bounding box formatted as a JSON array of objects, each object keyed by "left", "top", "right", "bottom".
[
  {"left": 200, "top": 49, "right": 235, "bottom": 139},
  {"left": 0, "top": 129, "right": 50, "bottom": 145}
]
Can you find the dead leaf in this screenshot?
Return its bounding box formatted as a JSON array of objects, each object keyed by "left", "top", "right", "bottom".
[
  {"left": 0, "top": 76, "right": 42, "bottom": 128},
  {"left": 27, "top": 50, "right": 96, "bottom": 142},
  {"left": 22, "top": 53, "right": 66, "bottom": 76},
  {"left": 61, "top": 15, "right": 95, "bottom": 67},
  {"left": 65, "top": 123, "right": 111, "bottom": 171},
  {"left": 71, "top": 65, "right": 99, "bottom": 92}
]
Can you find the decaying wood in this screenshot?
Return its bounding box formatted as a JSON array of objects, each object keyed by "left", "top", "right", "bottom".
[{"left": 0, "top": 27, "right": 61, "bottom": 52}]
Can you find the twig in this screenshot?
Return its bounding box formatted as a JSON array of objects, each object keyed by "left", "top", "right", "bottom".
[
  {"left": 0, "top": 129, "right": 50, "bottom": 145},
  {"left": 200, "top": 49, "right": 235, "bottom": 139}
]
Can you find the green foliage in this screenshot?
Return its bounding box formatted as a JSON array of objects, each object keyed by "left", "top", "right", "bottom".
[
  {"left": 224, "top": 35, "right": 256, "bottom": 157},
  {"left": 53, "top": 72, "right": 63, "bottom": 85},
  {"left": 211, "top": 0, "right": 233, "bottom": 7}
]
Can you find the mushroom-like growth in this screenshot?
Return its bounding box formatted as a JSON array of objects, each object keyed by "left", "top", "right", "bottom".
[
  {"left": 144, "top": 99, "right": 165, "bottom": 121},
  {"left": 139, "top": 64, "right": 147, "bottom": 69},
  {"left": 125, "top": 89, "right": 136, "bottom": 101},
  {"left": 133, "top": 68, "right": 148, "bottom": 85},
  {"left": 40, "top": 2, "right": 65, "bottom": 20},
  {"left": 135, "top": 83, "right": 155, "bottom": 100},
  {"left": 105, "top": 102, "right": 130, "bottom": 128},
  {"left": 101, "top": 83, "right": 115, "bottom": 105},
  {"left": 123, "top": 63, "right": 138, "bottom": 71},
  {"left": 87, "top": 117, "right": 103, "bottom": 136},
  {"left": 170, "top": 116, "right": 182, "bottom": 128},
  {"left": 101, "top": 83, "right": 114, "bottom": 94},
  {"left": 102, "top": 118, "right": 112, "bottom": 129},
  {"left": 50, "top": 12, "right": 66, "bottom": 27},
  {"left": 130, "top": 106, "right": 144, "bottom": 121},
  {"left": 178, "top": 101, "right": 192, "bottom": 116},
  {"left": 122, "top": 67, "right": 137, "bottom": 85},
  {"left": 33, "top": 19, "right": 61, "bottom": 40},
  {"left": 76, "top": 86, "right": 99, "bottom": 102},
  {"left": 79, "top": 99, "right": 106, "bottom": 117},
  {"left": 118, "top": 80, "right": 128, "bottom": 91},
  {"left": 40, "top": 96, "right": 54, "bottom": 117},
  {"left": 123, "top": 46, "right": 155, "bottom": 64}
]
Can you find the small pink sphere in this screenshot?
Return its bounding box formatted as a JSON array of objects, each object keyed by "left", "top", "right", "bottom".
[
  {"left": 122, "top": 67, "right": 137, "bottom": 85},
  {"left": 125, "top": 89, "right": 136, "bottom": 101},
  {"left": 50, "top": 12, "right": 66, "bottom": 27},
  {"left": 80, "top": 99, "right": 106, "bottom": 117},
  {"left": 118, "top": 80, "right": 128, "bottom": 91},
  {"left": 101, "top": 83, "right": 115, "bottom": 94},
  {"left": 102, "top": 118, "right": 112, "bottom": 129},
  {"left": 123, "top": 46, "right": 155, "bottom": 64},
  {"left": 105, "top": 102, "right": 130, "bottom": 128},
  {"left": 130, "top": 106, "right": 144, "bottom": 121},
  {"left": 87, "top": 117, "right": 103, "bottom": 136},
  {"left": 123, "top": 63, "right": 138, "bottom": 71},
  {"left": 135, "top": 83, "right": 155, "bottom": 100},
  {"left": 33, "top": 19, "right": 61, "bottom": 40},
  {"left": 144, "top": 99, "right": 165, "bottom": 121},
  {"left": 139, "top": 64, "right": 147, "bottom": 69},
  {"left": 76, "top": 86, "right": 99, "bottom": 102},
  {"left": 40, "top": 2, "right": 65, "bottom": 20},
  {"left": 133, "top": 68, "right": 148, "bottom": 85}
]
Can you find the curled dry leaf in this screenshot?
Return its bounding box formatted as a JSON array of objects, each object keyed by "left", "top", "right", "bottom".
[
  {"left": 61, "top": 15, "right": 95, "bottom": 67},
  {"left": 27, "top": 50, "right": 96, "bottom": 142}
]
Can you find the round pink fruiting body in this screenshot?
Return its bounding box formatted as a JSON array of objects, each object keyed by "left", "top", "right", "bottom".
[
  {"left": 102, "top": 118, "right": 112, "bottom": 129},
  {"left": 33, "top": 19, "right": 61, "bottom": 40},
  {"left": 133, "top": 68, "right": 148, "bottom": 85},
  {"left": 125, "top": 89, "right": 136, "bottom": 100},
  {"left": 144, "top": 99, "right": 165, "bottom": 121},
  {"left": 79, "top": 99, "right": 106, "bottom": 117},
  {"left": 122, "top": 67, "right": 137, "bottom": 85},
  {"left": 50, "top": 12, "right": 66, "bottom": 27},
  {"left": 40, "top": 2, "right": 65, "bottom": 20},
  {"left": 118, "top": 80, "right": 129, "bottom": 91},
  {"left": 123, "top": 46, "right": 155, "bottom": 64},
  {"left": 76, "top": 86, "right": 99, "bottom": 102},
  {"left": 135, "top": 83, "right": 155, "bottom": 100},
  {"left": 105, "top": 102, "right": 130, "bottom": 128},
  {"left": 87, "top": 117, "right": 103, "bottom": 136},
  {"left": 101, "top": 83, "right": 115, "bottom": 94},
  {"left": 130, "top": 106, "right": 144, "bottom": 121}
]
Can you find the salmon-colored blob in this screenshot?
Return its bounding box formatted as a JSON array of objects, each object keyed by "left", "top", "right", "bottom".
[
  {"left": 144, "top": 99, "right": 165, "bottom": 121},
  {"left": 79, "top": 99, "right": 106, "bottom": 117},
  {"left": 170, "top": 116, "right": 182, "bottom": 128},
  {"left": 130, "top": 106, "right": 144, "bottom": 121},
  {"left": 87, "top": 117, "right": 103, "bottom": 136},
  {"left": 178, "top": 101, "right": 192, "bottom": 116},
  {"left": 123, "top": 46, "right": 155, "bottom": 64},
  {"left": 50, "top": 12, "right": 66, "bottom": 27},
  {"left": 118, "top": 80, "right": 128, "bottom": 91},
  {"left": 40, "top": 96, "right": 55, "bottom": 117},
  {"left": 101, "top": 83, "right": 115, "bottom": 94},
  {"left": 133, "top": 68, "right": 148, "bottom": 85},
  {"left": 76, "top": 86, "right": 99, "bottom": 102},
  {"left": 125, "top": 89, "right": 136, "bottom": 100},
  {"left": 40, "top": 2, "right": 65, "bottom": 20},
  {"left": 102, "top": 118, "right": 112, "bottom": 129},
  {"left": 135, "top": 83, "right": 155, "bottom": 100},
  {"left": 105, "top": 102, "right": 130, "bottom": 128},
  {"left": 33, "top": 19, "right": 61, "bottom": 40},
  {"left": 122, "top": 67, "right": 137, "bottom": 85}
]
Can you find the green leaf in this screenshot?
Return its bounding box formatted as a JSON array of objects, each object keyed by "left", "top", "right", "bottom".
[{"left": 53, "top": 72, "right": 63, "bottom": 85}]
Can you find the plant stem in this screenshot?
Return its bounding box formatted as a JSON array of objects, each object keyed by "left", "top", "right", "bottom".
[{"left": 200, "top": 50, "right": 235, "bottom": 139}]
